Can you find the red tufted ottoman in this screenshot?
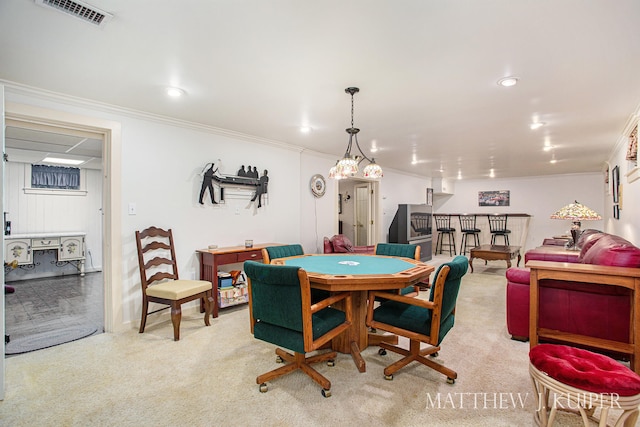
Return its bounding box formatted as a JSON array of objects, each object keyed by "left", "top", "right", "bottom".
[{"left": 529, "top": 344, "right": 640, "bottom": 426}]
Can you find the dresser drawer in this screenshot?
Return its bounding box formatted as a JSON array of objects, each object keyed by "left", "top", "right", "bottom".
[
  {"left": 238, "top": 250, "right": 262, "bottom": 262},
  {"left": 31, "top": 237, "right": 60, "bottom": 249},
  {"left": 215, "top": 253, "right": 239, "bottom": 264}
]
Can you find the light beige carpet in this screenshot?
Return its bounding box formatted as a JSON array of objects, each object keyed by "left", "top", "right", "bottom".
[{"left": 0, "top": 259, "right": 631, "bottom": 426}]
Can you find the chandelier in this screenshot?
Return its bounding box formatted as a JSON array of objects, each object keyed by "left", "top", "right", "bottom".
[{"left": 328, "top": 87, "right": 383, "bottom": 180}]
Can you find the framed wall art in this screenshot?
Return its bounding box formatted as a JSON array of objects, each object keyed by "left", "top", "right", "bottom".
[{"left": 478, "top": 190, "right": 510, "bottom": 207}]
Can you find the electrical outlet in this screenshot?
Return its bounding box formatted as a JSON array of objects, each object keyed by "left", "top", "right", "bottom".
[{"left": 235, "top": 207, "right": 240, "bottom": 215}]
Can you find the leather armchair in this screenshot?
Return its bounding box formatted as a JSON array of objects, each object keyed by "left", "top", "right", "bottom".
[{"left": 323, "top": 234, "right": 375, "bottom": 254}]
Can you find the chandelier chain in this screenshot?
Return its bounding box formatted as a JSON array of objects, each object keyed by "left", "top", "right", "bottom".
[{"left": 351, "top": 92, "right": 355, "bottom": 129}]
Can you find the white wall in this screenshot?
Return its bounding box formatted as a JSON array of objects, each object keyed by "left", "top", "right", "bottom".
[
  {"left": 379, "top": 171, "right": 431, "bottom": 242},
  {"left": 299, "top": 152, "right": 336, "bottom": 254},
  {"left": 606, "top": 108, "right": 640, "bottom": 244}
]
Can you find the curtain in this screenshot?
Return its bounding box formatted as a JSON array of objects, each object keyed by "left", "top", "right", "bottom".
[{"left": 31, "top": 164, "right": 80, "bottom": 189}]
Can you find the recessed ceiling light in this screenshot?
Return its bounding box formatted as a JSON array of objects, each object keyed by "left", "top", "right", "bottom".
[
  {"left": 530, "top": 122, "right": 545, "bottom": 130},
  {"left": 497, "top": 76, "right": 518, "bottom": 87},
  {"left": 299, "top": 126, "right": 312, "bottom": 133},
  {"left": 42, "top": 157, "right": 85, "bottom": 165},
  {"left": 166, "top": 87, "right": 185, "bottom": 97}
]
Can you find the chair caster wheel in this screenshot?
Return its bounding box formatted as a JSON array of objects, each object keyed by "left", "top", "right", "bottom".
[
  {"left": 276, "top": 355, "right": 283, "bottom": 363},
  {"left": 431, "top": 352, "right": 439, "bottom": 358},
  {"left": 378, "top": 348, "right": 387, "bottom": 356},
  {"left": 327, "top": 359, "right": 335, "bottom": 367},
  {"left": 259, "top": 383, "right": 268, "bottom": 393},
  {"left": 321, "top": 388, "right": 331, "bottom": 398},
  {"left": 384, "top": 374, "right": 393, "bottom": 381},
  {"left": 446, "top": 377, "right": 455, "bottom": 384}
]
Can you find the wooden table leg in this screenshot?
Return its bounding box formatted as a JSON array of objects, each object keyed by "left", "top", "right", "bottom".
[
  {"left": 330, "top": 290, "right": 372, "bottom": 372},
  {"left": 469, "top": 257, "right": 475, "bottom": 273}
]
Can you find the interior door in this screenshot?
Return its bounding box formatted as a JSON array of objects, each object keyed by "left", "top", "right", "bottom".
[{"left": 354, "top": 183, "right": 372, "bottom": 246}]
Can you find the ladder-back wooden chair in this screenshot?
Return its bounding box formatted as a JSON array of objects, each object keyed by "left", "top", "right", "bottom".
[{"left": 135, "top": 226, "right": 214, "bottom": 341}]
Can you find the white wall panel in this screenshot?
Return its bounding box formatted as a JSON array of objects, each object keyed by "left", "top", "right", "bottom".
[{"left": 4, "top": 163, "right": 103, "bottom": 280}]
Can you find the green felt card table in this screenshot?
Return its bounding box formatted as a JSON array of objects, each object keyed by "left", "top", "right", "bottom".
[{"left": 272, "top": 254, "right": 434, "bottom": 372}]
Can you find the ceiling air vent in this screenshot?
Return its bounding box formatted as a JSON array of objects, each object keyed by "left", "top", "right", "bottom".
[{"left": 35, "top": 0, "right": 113, "bottom": 27}]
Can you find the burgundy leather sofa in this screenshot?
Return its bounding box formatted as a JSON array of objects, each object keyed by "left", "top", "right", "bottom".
[
  {"left": 323, "top": 234, "right": 375, "bottom": 254},
  {"left": 505, "top": 230, "right": 640, "bottom": 346}
]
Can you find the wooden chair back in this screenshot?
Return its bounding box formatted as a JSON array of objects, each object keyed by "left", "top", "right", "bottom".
[
  {"left": 459, "top": 215, "right": 478, "bottom": 232},
  {"left": 261, "top": 244, "right": 304, "bottom": 265},
  {"left": 135, "top": 226, "right": 179, "bottom": 291},
  {"left": 434, "top": 214, "right": 454, "bottom": 231},
  {"left": 487, "top": 214, "right": 508, "bottom": 233},
  {"left": 375, "top": 243, "right": 420, "bottom": 260}
]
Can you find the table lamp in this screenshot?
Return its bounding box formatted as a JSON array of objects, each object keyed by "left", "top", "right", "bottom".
[{"left": 550, "top": 200, "right": 602, "bottom": 250}]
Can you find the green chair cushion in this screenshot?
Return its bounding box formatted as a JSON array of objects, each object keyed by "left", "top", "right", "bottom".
[{"left": 254, "top": 307, "right": 346, "bottom": 354}]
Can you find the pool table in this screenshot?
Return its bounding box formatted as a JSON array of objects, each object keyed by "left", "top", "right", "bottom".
[{"left": 272, "top": 253, "right": 434, "bottom": 372}]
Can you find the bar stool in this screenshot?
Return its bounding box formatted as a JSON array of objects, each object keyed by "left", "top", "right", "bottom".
[
  {"left": 459, "top": 214, "right": 481, "bottom": 255},
  {"left": 529, "top": 344, "right": 640, "bottom": 427},
  {"left": 487, "top": 214, "right": 510, "bottom": 245},
  {"left": 434, "top": 214, "right": 456, "bottom": 256}
]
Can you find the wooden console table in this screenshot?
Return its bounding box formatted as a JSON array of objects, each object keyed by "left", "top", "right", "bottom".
[
  {"left": 196, "top": 243, "right": 282, "bottom": 317},
  {"left": 527, "top": 260, "right": 640, "bottom": 374},
  {"left": 468, "top": 244, "right": 521, "bottom": 272},
  {"left": 4, "top": 232, "right": 86, "bottom": 276}
]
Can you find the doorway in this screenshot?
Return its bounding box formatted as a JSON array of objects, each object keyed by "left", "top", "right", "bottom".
[
  {"left": 2, "top": 98, "right": 123, "bottom": 398},
  {"left": 3, "top": 122, "right": 105, "bottom": 346},
  {"left": 338, "top": 178, "right": 379, "bottom": 245}
]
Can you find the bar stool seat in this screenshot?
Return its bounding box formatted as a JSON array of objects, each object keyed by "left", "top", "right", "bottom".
[
  {"left": 459, "top": 214, "right": 481, "bottom": 255},
  {"left": 529, "top": 343, "right": 640, "bottom": 426},
  {"left": 434, "top": 214, "right": 456, "bottom": 256}
]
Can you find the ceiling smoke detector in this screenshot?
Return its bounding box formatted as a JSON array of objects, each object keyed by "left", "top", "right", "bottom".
[{"left": 35, "top": 0, "right": 113, "bottom": 27}]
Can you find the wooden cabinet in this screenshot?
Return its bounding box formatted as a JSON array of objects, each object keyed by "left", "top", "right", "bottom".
[
  {"left": 432, "top": 178, "right": 455, "bottom": 195},
  {"left": 197, "top": 243, "right": 282, "bottom": 317},
  {"left": 59, "top": 235, "right": 85, "bottom": 261},
  {"left": 4, "top": 233, "right": 86, "bottom": 276},
  {"left": 5, "top": 238, "right": 32, "bottom": 265}
]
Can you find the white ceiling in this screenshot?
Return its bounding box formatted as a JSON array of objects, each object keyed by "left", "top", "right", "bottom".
[{"left": 1, "top": 1, "right": 640, "bottom": 180}]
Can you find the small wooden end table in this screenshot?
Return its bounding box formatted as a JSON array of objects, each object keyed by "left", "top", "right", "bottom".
[{"left": 469, "top": 245, "right": 521, "bottom": 273}]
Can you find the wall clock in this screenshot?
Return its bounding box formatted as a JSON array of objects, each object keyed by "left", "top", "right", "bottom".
[{"left": 310, "top": 174, "right": 326, "bottom": 198}]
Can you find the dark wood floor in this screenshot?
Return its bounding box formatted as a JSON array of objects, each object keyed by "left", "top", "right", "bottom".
[{"left": 5, "top": 271, "right": 104, "bottom": 346}]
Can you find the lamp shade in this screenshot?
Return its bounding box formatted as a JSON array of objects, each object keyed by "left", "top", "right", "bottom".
[{"left": 550, "top": 200, "right": 601, "bottom": 221}]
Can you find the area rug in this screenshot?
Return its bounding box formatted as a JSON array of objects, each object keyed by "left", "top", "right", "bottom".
[{"left": 5, "top": 325, "right": 97, "bottom": 355}]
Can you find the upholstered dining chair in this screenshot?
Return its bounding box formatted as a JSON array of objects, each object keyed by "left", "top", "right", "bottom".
[
  {"left": 261, "top": 244, "right": 304, "bottom": 264},
  {"left": 244, "top": 261, "right": 352, "bottom": 397},
  {"left": 374, "top": 243, "right": 422, "bottom": 297},
  {"left": 135, "top": 226, "right": 214, "bottom": 341},
  {"left": 365, "top": 255, "right": 469, "bottom": 383},
  {"left": 262, "top": 244, "right": 329, "bottom": 302}
]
